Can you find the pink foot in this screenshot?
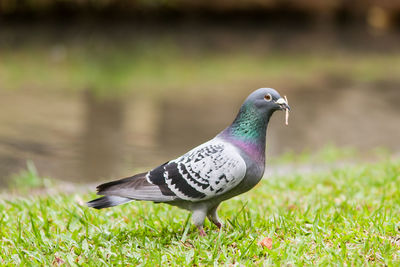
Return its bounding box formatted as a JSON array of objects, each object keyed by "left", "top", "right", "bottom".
[{"left": 198, "top": 227, "right": 207, "bottom": 236}]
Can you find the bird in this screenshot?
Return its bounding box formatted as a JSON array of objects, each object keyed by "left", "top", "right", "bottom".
[{"left": 87, "top": 88, "right": 290, "bottom": 236}]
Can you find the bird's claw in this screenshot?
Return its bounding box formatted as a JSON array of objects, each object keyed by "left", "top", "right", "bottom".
[{"left": 198, "top": 227, "right": 207, "bottom": 236}]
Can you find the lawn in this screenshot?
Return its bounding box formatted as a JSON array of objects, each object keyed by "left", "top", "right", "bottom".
[{"left": 0, "top": 158, "right": 399, "bottom": 265}]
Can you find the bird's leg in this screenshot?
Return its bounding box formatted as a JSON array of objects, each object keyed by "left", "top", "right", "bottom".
[
  {"left": 207, "top": 204, "right": 222, "bottom": 230},
  {"left": 192, "top": 207, "right": 207, "bottom": 236}
]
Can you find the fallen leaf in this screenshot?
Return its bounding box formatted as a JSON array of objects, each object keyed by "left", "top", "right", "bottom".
[
  {"left": 123, "top": 216, "right": 130, "bottom": 223},
  {"left": 180, "top": 241, "right": 194, "bottom": 248},
  {"left": 258, "top": 237, "right": 273, "bottom": 249}
]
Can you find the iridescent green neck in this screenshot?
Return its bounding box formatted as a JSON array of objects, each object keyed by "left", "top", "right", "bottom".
[
  {"left": 227, "top": 102, "right": 269, "bottom": 143},
  {"left": 219, "top": 102, "right": 271, "bottom": 164}
]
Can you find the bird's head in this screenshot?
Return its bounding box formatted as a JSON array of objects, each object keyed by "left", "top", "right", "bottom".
[
  {"left": 221, "top": 87, "right": 290, "bottom": 146},
  {"left": 245, "top": 88, "right": 290, "bottom": 115}
]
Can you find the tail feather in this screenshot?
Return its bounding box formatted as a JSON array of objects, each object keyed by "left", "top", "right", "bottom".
[
  {"left": 87, "top": 173, "right": 176, "bottom": 209},
  {"left": 96, "top": 173, "right": 146, "bottom": 194},
  {"left": 87, "top": 196, "right": 132, "bottom": 209}
]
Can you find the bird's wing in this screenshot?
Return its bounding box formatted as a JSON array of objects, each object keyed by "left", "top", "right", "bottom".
[{"left": 146, "top": 138, "right": 247, "bottom": 201}]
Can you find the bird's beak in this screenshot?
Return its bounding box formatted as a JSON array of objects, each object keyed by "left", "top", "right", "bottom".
[{"left": 275, "top": 98, "right": 291, "bottom": 111}]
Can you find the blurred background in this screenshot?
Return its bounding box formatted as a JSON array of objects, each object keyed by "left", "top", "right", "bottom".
[{"left": 0, "top": 0, "right": 399, "bottom": 185}]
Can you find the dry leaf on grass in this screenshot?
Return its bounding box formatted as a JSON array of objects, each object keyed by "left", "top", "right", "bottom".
[{"left": 258, "top": 237, "right": 273, "bottom": 249}]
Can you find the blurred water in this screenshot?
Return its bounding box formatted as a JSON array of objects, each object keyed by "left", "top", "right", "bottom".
[
  {"left": 1, "top": 81, "right": 399, "bottom": 184},
  {"left": 0, "top": 25, "right": 399, "bottom": 184}
]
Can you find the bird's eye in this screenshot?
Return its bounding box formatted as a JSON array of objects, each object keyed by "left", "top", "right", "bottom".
[{"left": 264, "top": 94, "right": 272, "bottom": 102}]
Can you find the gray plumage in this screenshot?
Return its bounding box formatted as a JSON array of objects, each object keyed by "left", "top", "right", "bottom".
[{"left": 87, "top": 88, "right": 290, "bottom": 235}]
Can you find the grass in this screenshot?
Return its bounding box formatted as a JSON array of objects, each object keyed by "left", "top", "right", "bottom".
[
  {"left": 0, "top": 158, "right": 399, "bottom": 265},
  {"left": 270, "top": 145, "right": 392, "bottom": 165},
  {"left": 9, "top": 160, "right": 53, "bottom": 193}
]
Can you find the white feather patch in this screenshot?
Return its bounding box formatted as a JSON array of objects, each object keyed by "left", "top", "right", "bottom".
[{"left": 165, "top": 138, "right": 246, "bottom": 201}]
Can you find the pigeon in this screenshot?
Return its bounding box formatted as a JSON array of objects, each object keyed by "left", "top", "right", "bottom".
[{"left": 87, "top": 88, "right": 290, "bottom": 236}]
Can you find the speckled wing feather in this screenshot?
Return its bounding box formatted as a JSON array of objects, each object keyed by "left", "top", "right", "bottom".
[{"left": 146, "top": 139, "right": 247, "bottom": 201}]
